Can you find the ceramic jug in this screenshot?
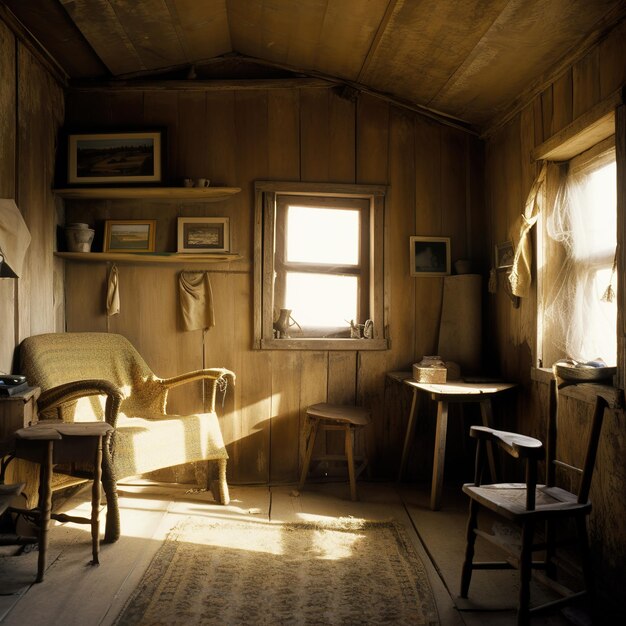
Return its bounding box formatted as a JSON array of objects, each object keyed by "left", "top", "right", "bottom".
[{"left": 273, "top": 308, "right": 297, "bottom": 338}]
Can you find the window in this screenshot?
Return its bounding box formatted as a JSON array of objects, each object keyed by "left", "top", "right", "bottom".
[
  {"left": 539, "top": 139, "right": 617, "bottom": 367},
  {"left": 254, "top": 182, "right": 388, "bottom": 350}
]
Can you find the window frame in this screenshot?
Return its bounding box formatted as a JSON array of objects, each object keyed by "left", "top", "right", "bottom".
[
  {"left": 537, "top": 137, "right": 617, "bottom": 370},
  {"left": 254, "top": 181, "right": 388, "bottom": 351}
]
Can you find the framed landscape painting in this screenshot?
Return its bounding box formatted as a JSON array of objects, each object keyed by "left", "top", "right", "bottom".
[
  {"left": 177, "top": 217, "right": 230, "bottom": 253},
  {"left": 104, "top": 220, "right": 157, "bottom": 253},
  {"left": 67, "top": 130, "right": 163, "bottom": 185}
]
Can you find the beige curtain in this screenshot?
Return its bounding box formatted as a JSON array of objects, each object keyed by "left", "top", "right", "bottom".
[{"left": 507, "top": 161, "right": 547, "bottom": 297}]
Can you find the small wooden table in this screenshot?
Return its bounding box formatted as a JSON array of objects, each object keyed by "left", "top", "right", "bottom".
[
  {"left": 11, "top": 421, "right": 114, "bottom": 582},
  {"left": 389, "top": 372, "right": 516, "bottom": 510}
]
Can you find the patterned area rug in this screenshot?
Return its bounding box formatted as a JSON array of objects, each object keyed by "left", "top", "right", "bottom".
[{"left": 114, "top": 517, "right": 440, "bottom": 625}]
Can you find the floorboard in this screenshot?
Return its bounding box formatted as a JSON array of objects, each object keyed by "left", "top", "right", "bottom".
[{"left": 0, "top": 479, "right": 590, "bottom": 625}]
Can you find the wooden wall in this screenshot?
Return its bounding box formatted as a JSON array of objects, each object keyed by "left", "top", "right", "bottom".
[
  {"left": 0, "top": 16, "right": 65, "bottom": 374},
  {"left": 484, "top": 18, "right": 626, "bottom": 619},
  {"left": 62, "top": 86, "right": 484, "bottom": 485}
]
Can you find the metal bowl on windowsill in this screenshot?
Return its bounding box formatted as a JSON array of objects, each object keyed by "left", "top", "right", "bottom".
[{"left": 554, "top": 360, "right": 616, "bottom": 383}]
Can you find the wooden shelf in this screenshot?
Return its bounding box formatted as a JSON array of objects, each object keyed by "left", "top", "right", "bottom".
[
  {"left": 53, "top": 186, "right": 241, "bottom": 201},
  {"left": 55, "top": 252, "right": 241, "bottom": 264}
]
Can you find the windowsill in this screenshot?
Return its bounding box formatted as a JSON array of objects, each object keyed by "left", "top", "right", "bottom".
[
  {"left": 260, "top": 337, "right": 389, "bottom": 351},
  {"left": 531, "top": 367, "right": 623, "bottom": 408}
]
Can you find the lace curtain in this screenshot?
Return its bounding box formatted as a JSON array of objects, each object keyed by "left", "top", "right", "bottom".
[{"left": 542, "top": 146, "right": 617, "bottom": 365}]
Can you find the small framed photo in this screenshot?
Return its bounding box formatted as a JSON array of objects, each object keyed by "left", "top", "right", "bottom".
[
  {"left": 104, "top": 220, "right": 156, "bottom": 253},
  {"left": 410, "top": 236, "right": 451, "bottom": 277},
  {"left": 495, "top": 240, "right": 515, "bottom": 270},
  {"left": 177, "top": 217, "right": 230, "bottom": 253},
  {"left": 67, "top": 129, "right": 164, "bottom": 185}
]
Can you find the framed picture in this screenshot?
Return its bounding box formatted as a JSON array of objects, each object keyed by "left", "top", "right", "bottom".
[
  {"left": 67, "top": 130, "right": 164, "bottom": 185},
  {"left": 104, "top": 220, "right": 156, "bottom": 253},
  {"left": 495, "top": 240, "right": 515, "bottom": 270},
  {"left": 177, "top": 217, "right": 230, "bottom": 253},
  {"left": 410, "top": 236, "right": 451, "bottom": 277}
]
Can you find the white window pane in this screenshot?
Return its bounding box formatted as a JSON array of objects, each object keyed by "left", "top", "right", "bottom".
[
  {"left": 572, "top": 161, "right": 616, "bottom": 259},
  {"left": 286, "top": 206, "right": 359, "bottom": 265},
  {"left": 285, "top": 272, "right": 357, "bottom": 328}
]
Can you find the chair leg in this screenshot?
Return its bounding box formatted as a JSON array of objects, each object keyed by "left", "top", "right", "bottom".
[
  {"left": 517, "top": 521, "right": 535, "bottom": 626},
  {"left": 544, "top": 518, "right": 557, "bottom": 579},
  {"left": 210, "top": 458, "right": 230, "bottom": 505},
  {"left": 576, "top": 516, "right": 594, "bottom": 607},
  {"left": 101, "top": 448, "right": 120, "bottom": 544},
  {"left": 298, "top": 419, "right": 319, "bottom": 491},
  {"left": 89, "top": 436, "right": 103, "bottom": 565},
  {"left": 344, "top": 425, "right": 357, "bottom": 502},
  {"left": 460, "top": 499, "right": 479, "bottom": 598}
]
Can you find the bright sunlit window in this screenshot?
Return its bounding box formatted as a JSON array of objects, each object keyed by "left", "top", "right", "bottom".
[
  {"left": 286, "top": 206, "right": 360, "bottom": 265},
  {"left": 254, "top": 182, "right": 388, "bottom": 350},
  {"left": 283, "top": 205, "right": 360, "bottom": 329},
  {"left": 541, "top": 141, "right": 617, "bottom": 367}
]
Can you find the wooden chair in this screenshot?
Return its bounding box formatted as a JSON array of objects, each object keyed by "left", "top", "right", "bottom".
[
  {"left": 460, "top": 381, "right": 609, "bottom": 625},
  {"left": 298, "top": 403, "right": 370, "bottom": 501}
]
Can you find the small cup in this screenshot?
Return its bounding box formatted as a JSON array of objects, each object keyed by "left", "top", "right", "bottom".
[
  {"left": 454, "top": 259, "right": 471, "bottom": 274},
  {"left": 195, "top": 178, "right": 210, "bottom": 188},
  {"left": 183, "top": 178, "right": 194, "bottom": 188}
]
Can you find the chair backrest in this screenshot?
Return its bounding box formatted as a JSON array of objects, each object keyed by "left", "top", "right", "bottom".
[
  {"left": 20, "top": 332, "right": 166, "bottom": 419},
  {"left": 547, "top": 379, "right": 609, "bottom": 504}
]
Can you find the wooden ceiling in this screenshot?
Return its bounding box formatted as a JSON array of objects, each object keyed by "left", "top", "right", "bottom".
[{"left": 3, "top": 0, "right": 625, "bottom": 129}]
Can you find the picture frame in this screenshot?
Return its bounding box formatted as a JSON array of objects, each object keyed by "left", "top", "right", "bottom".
[
  {"left": 410, "top": 236, "right": 451, "bottom": 277},
  {"left": 495, "top": 240, "right": 515, "bottom": 270},
  {"left": 177, "top": 217, "right": 230, "bottom": 253},
  {"left": 103, "top": 220, "right": 156, "bottom": 253},
  {"left": 67, "top": 129, "right": 164, "bottom": 185}
]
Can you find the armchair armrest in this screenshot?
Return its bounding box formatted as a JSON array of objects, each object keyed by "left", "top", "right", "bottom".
[
  {"left": 470, "top": 425, "right": 543, "bottom": 460},
  {"left": 160, "top": 368, "right": 235, "bottom": 413},
  {"left": 37, "top": 379, "right": 123, "bottom": 428}
]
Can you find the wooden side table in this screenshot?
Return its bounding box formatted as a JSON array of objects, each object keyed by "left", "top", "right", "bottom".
[
  {"left": 0, "top": 387, "right": 41, "bottom": 442},
  {"left": 388, "top": 372, "right": 516, "bottom": 510},
  {"left": 10, "top": 421, "right": 114, "bottom": 582}
]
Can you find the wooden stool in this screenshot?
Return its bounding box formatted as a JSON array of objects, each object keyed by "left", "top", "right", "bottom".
[
  {"left": 11, "top": 421, "right": 113, "bottom": 582},
  {"left": 298, "top": 403, "right": 370, "bottom": 501}
]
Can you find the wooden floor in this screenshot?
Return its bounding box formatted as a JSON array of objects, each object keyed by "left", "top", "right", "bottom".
[{"left": 0, "top": 479, "right": 584, "bottom": 625}]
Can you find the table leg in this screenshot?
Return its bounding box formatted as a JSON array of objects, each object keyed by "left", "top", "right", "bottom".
[
  {"left": 36, "top": 440, "right": 54, "bottom": 583},
  {"left": 398, "top": 389, "right": 418, "bottom": 481},
  {"left": 479, "top": 400, "right": 498, "bottom": 481},
  {"left": 431, "top": 400, "right": 449, "bottom": 510}
]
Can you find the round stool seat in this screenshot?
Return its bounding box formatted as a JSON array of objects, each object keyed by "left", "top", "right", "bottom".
[{"left": 306, "top": 403, "right": 371, "bottom": 426}]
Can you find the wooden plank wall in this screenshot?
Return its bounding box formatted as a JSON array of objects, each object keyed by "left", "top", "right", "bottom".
[
  {"left": 62, "top": 86, "right": 480, "bottom": 485},
  {"left": 483, "top": 18, "right": 626, "bottom": 620},
  {"left": 0, "top": 16, "right": 64, "bottom": 374}
]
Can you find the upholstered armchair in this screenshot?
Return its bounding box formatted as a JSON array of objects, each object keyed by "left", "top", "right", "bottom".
[{"left": 19, "top": 332, "right": 235, "bottom": 542}]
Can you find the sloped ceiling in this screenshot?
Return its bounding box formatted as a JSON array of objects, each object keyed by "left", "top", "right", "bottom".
[{"left": 3, "top": 0, "right": 625, "bottom": 129}]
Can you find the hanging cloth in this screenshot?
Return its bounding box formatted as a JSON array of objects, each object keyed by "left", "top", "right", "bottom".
[
  {"left": 179, "top": 271, "right": 215, "bottom": 331},
  {"left": 0, "top": 199, "right": 31, "bottom": 277},
  {"left": 106, "top": 264, "right": 120, "bottom": 316},
  {"left": 507, "top": 161, "right": 547, "bottom": 297}
]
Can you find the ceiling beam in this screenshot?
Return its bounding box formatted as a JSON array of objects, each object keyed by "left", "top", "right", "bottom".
[
  {"left": 0, "top": 4, "right": 68, "bottom": 86},
  {"left": 356, "top": 0, "right": 400, "bottom": 83}
]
